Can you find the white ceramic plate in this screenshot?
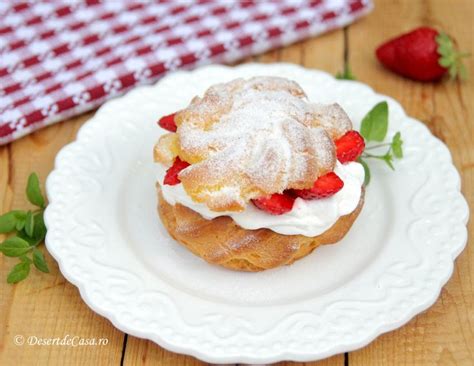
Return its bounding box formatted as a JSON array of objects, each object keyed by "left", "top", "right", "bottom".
[{"left": 45, "top": 63, "right": 469, "bottom": 363}]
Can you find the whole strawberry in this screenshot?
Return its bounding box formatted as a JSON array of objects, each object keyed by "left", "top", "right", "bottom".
[{"left": 376, "top": 27, "right": 469, "bottom": 82}]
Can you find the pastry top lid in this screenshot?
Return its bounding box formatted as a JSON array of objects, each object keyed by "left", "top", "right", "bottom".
[{"left": 160, "top": 76, "right": 353, "bottom": 212}]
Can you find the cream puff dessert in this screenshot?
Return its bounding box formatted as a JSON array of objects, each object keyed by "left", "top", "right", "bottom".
[{"left": 153, "top": 76, "right": 365, "bottom": 271}]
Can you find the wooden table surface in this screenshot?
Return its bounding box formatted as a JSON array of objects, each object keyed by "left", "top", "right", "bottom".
[{"left": 1, "top": 1, "right": 473, "bottom": 365}]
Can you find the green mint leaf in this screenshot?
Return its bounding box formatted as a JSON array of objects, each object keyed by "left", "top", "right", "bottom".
[
  {"left": 32, "top": 248, "right": 49, "bottom": 273},
  {"left": 26, "top": 173, "right": 45, "bottom": 208},
  {"left": 360, "top": 101, "right": 389, "bottom": 142},
  {"left": 20, "top": 255, "right": 32, "bottom": 264},
  {"left": 17, "top": 230, "right": 36, "bottom": 245},
  {"left": 14, "top": 211, "right": 27, "bottom": 220},
  {"left": 15, "top": 219, "right": 25, "bottom": 231},
  {"left": 383, "top": 153, "right": 395, "bottom": 170},
  {"left": 0, "top": 211, "right": 26, "bottom": 233},
  {"left": 391, "top": 132, "right": 403, "bottom": 158},
  {"left": 0, "top": 212, "right": 18, "bottom": 233},
  {"left": 0, "top": 237, "right": 31, "bottom": 257},
  {"left": 7, "top": 261, "right": 31, "bottom": 284},
  {"left": 357, "top": 158, "right": 371, "bottom": 186},
  {"left": 17, "top": 211, "right": 46, "bottom": 247},
  {"left": 335, "top": 65, "right": 356, "bottom": 80},
  {"left": 33, "top": 211, "right": 46, "bottom": 243},
  {"left": 25, "top": 211, "right": 34, "bottom": 237}
]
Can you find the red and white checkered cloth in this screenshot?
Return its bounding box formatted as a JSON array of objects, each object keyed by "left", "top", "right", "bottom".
[{"left": 0, "top": 0, "right": 372, "bottom": 145}]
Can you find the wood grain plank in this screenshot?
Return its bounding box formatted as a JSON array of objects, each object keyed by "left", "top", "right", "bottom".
[
  {"left": 255, "top": 28, "right": 345, "bottom": 74},
  {"left": 275, "top": 354, "right": 347, "bottom": 366},
  {"left": 123, "top": 337, "right": 207, "bottom": 366},
  {"left": 0, "top": 113, "right": 125, "bottom": 366},
  {"left": 348, "top": 0, "right": 474, "bottom": 365}
]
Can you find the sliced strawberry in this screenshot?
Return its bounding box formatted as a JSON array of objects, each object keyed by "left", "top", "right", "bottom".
[
  {"left": 292, "top": 172, "right": 344, "bottom": 199},
  {"left": 252, "top": 193, "right": 295, "bottom": 215},
  {"left": 158, "top": 113, "right": 177, "bottom": 132},
  {"left": 163, "top": 157, "right": 190, "bottom": 185},
  {"left": 335, "top": 130, "right": 365, "bottom": 163}
]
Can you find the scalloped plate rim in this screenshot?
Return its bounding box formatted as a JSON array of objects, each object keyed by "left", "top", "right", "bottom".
[{"left": 44, "top": 63, "right": 469, "bottom": 363}]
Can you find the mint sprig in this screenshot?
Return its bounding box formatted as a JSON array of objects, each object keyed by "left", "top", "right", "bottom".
[
  {"left": 436, "top": 32, "right": 470, "bottom": 80},
  {"left": 336, "top": 64, "right": 356, "bottom": 80},
  {"left": 26, "top": 172, "right": 46, "bottom": 208},
  {"left": 0, "top": 173, "right": 49, "bottom": 284},
  {"left": 358, "top": 102, "right": 404, "bottom": 185},
  {"left": 360, "top": 101, "right": 388, "bottom": 141}
]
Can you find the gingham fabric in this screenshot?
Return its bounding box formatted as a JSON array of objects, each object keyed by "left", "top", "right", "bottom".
[{"left": 0, "top": 0, "right": 372, "bottom": 145}]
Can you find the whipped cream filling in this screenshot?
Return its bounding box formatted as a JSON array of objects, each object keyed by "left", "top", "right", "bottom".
[{"left": 155, "top": 162, "right": 364, "bottom": 237}]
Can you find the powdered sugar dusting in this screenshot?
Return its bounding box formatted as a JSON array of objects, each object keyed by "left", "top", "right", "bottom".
[{"left": 175, "top": 76, "right": 352, "bottom": 211}]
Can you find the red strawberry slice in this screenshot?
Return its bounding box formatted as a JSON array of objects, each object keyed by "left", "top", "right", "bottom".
[
  {"left": 292, "top": 172, "right": 344, "bottom": 199},
  {"left": 335, "top": 130, "right": 365, "bottom": 163},
  {"left": 163, "top": 157, "right": 190, "bottom": 185},
  {"left": 252, "top": 193, "right": 295, "bottom": 215},
  {"left": 158, "top": 113, "right": 177, "bottom": 132}
]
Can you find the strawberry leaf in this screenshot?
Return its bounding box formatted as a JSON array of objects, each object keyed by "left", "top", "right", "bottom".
[
  {"left": 449, "top": 64, "right": 458, "bottom": 79},
  {"left": 437, "top": 44, "right": 451, "bottom": 56},
  {"left": 436, "top": 31, "right": 470, "bottom": 80},
  {"left": 458, "top": 63, "right": 468, "bottom": 80},
  {"left": 436, "top": 32, "right": 453, "bottom": 51},
  {"left": 439, "top": 56, "right": 453, "bottom": 67}
]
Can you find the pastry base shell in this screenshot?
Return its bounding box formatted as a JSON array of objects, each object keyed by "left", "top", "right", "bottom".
[{"left": 157, "top": 185, "right": 364, "bottom": 271}]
